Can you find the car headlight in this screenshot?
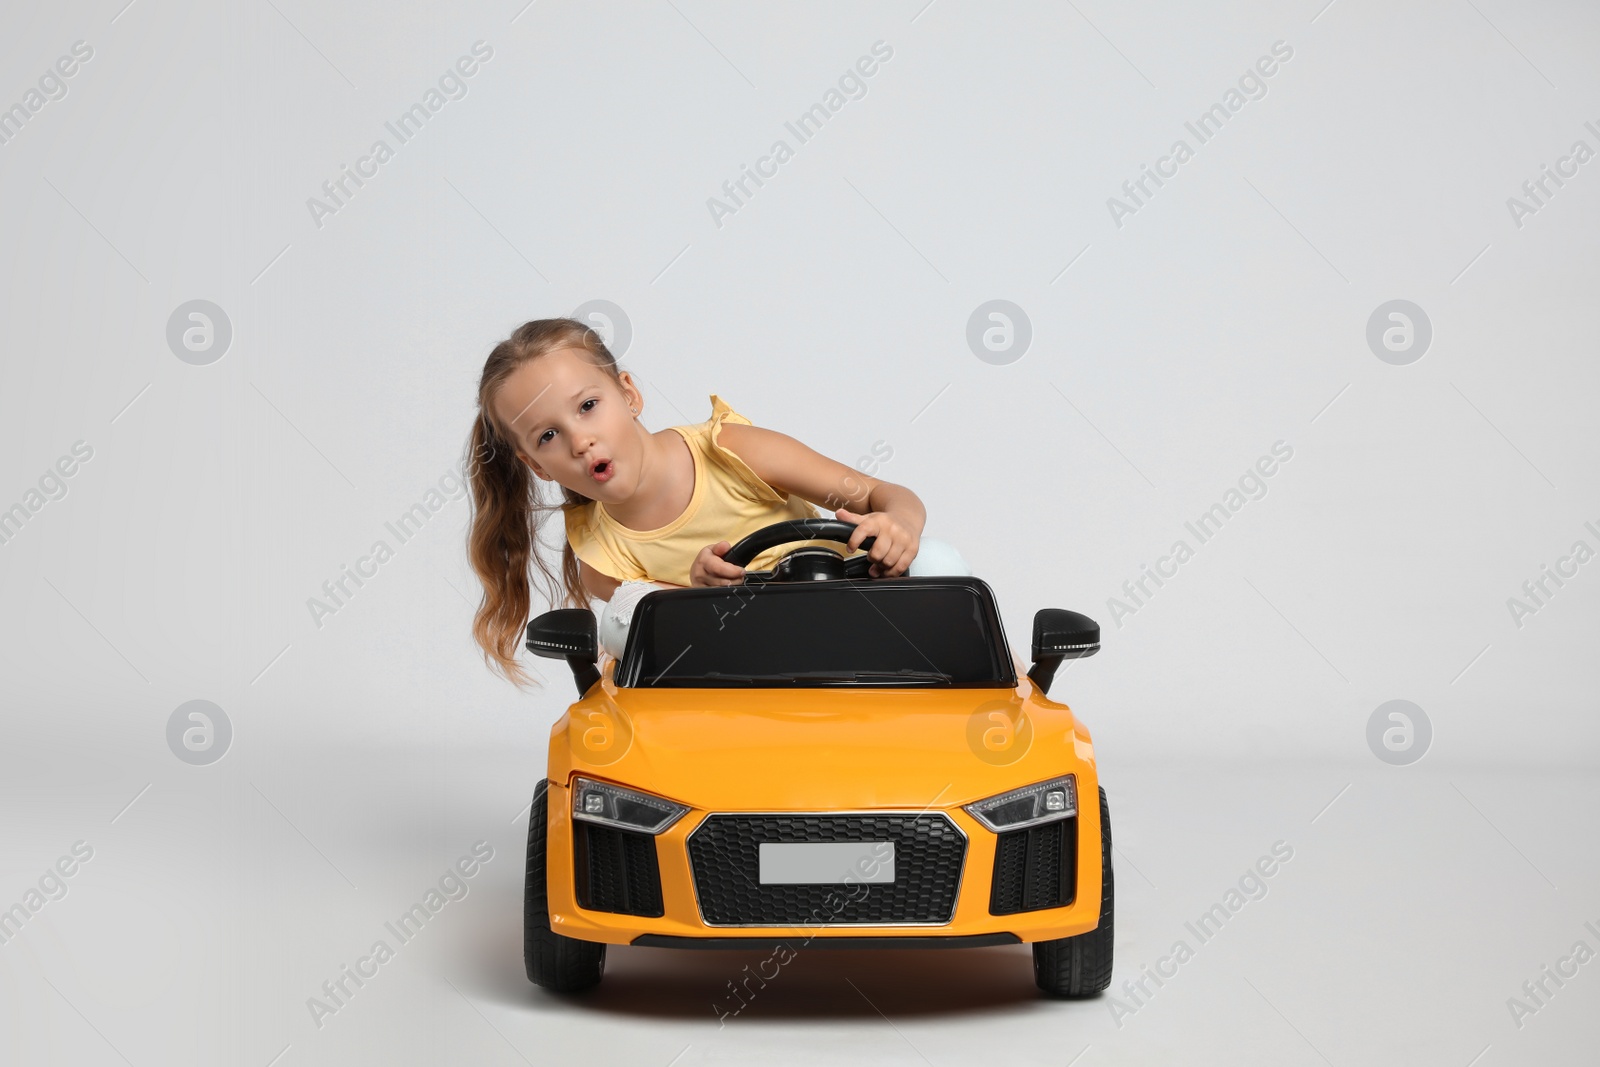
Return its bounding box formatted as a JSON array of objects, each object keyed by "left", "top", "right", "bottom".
[
  {"left": 571, "top": 776, "right": 689, "bottom": 835},
  {"left": 963, "top": 774, "right": 1077, "bottom": 833}
]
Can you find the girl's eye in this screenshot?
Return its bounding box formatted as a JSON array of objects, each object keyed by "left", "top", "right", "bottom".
[{"left": 537, "top": 399, "right": 598, "bottom": 445}]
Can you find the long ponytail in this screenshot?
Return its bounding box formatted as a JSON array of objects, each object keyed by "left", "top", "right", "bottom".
[{"left": 465, "top": 319, "right": 620, "bottom": 687}]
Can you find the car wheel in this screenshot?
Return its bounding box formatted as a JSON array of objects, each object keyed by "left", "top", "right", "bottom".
[
  {"left": 525, "top": 779, "right": 607, "bottom": 992},
  {"left": 1032, "top": 785, "right": 1114, "bottom": 997}
]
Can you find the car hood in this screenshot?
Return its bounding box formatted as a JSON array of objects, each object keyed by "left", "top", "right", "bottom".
[{"left": 547, "top": 678, "right": 1093, "bottom": 812}]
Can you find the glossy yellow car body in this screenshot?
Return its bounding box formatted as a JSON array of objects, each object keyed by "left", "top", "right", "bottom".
[{"left": 543, "top": 651, "right": 1104, "bottom": 946}]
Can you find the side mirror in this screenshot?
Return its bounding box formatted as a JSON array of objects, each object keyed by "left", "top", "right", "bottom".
[
  {"left": 1028, "top": 608, "right": 1100, "bottom": 696},
  {"left": 526, "top": 608, "right": 601, "bottom": 698}
]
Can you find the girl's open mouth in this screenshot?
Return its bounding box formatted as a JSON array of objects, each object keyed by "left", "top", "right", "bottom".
[{"left": 590, "top": 459, "right": 614, "bottom": 483}]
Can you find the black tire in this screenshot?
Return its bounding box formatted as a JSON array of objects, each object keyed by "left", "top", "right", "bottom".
[
  {"left": 525, "top": 779, "right": 607, "bottom": 992},
  {"left": 1032, "top": 785, "right": 1114, "bottom": 997}
]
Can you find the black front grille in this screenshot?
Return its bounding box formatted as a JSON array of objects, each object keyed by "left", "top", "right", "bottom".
[
  {"left": 688, "top": 814, "right": 966, "bottom": 926},
  {"left": 989, "top": 817, "right": 1076, "bottom": 915},
  {"left": 574, "top": 822, "right": 664, "bottom": 917}
]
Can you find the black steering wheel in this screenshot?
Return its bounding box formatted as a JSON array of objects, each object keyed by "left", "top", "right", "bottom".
[{"left": 722, "top": 518, "right": 878, "bottom": 583}]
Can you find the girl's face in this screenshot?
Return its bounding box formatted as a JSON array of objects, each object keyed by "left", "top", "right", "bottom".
[{"left": 492, "top": 347, "right": 644, "bottom": 500}]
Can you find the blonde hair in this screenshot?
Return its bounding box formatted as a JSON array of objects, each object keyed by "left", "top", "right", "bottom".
[{"left": 465, "top": 318, "right": 623, "bottom": 687}]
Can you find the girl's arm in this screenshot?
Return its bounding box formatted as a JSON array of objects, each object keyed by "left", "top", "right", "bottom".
[
  {"left": 716, "top": 422, "right": 926, "bottom": 576},
  {"left": 580, "top": 559, "right": 679, "bottom": 602},
  {"left": 579, "top": 559, "right": 622, "bottom": 602}
]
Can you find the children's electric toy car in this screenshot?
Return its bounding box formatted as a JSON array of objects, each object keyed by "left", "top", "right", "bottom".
[{"left": 522, "top": 518, "right": 1112, "bottom": 997}]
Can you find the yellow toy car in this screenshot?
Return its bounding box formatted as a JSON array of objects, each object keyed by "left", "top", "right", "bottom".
[{"left": 522, "top": 518, "right": 1112, "bottom": 997}]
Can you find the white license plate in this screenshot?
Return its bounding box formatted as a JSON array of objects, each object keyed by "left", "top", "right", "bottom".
[{"left": 758, "top": 841, "right": 895, "bottom": 884}]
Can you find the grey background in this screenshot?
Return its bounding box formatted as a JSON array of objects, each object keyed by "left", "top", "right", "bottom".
[{"left": 1, "top": 1, "right": 1596, "bottom": 1064}]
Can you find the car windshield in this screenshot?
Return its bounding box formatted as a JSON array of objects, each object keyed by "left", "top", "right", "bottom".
[{"left": 615, "top": 578, "right": 1015, "bottom": 688}]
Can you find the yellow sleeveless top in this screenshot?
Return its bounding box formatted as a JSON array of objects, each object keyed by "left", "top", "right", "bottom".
[{"left": 564, "top": 395, "right": 868, "bottom": 586}]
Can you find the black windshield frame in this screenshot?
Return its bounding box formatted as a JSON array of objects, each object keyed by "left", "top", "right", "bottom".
[{"left": 614, "top": 577, "right": 1017, "bottom": 689}]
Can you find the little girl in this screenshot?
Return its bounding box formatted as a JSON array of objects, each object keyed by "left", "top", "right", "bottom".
[{"left": 464, "top": 317, "right": 970, "bottom": 685}]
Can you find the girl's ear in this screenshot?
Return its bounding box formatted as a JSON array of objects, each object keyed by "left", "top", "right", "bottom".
[
  {"left": 518, "top": 452, "right": 552, "bottom": 481},
  {"left": 617, "top": 372, "right": 644, "bottom": 416}
]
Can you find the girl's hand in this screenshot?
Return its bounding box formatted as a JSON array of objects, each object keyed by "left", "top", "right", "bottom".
[
  {"left": 835, "top": 507, "right": 920, "bottom": 578},
  {"left": 690, "top": 541, "right": 746, "bottom": 587}
]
